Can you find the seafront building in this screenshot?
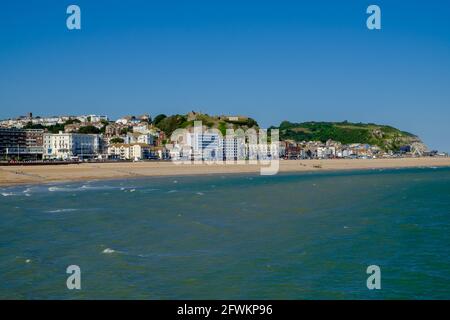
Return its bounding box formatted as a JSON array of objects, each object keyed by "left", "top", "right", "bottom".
[
  {"left": 170, "top": 130, "right": 277, "bottom": 162},
  {"left": 317, "top": 146, "right": 336, "bottom": 159},
  {"left": 43, "top": 132, "right": 102, "bottom": 160},
  {"left": 24, "top": 129, "right": 45, "bottom": 159},
  {"left": 186, "top": 131, "right": 224, "bottom": 161},
  {"left": 107, "top": 143, "right": 152, "bottom": 161},
  {"left": 0, "top": 128, "right": 27, "bottom": 160},
  {"left": 278, "top": 139, "right": 386, "bottom": 159},
  {"left": 223, "top": 136, "right": 246, "bottom": 161},
  {"left": 0, "top": 128, "right": 44, "bottom": 160}
]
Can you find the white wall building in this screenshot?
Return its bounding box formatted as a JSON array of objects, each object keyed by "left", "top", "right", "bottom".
[
  {"left": 248, "top": 143, "right": 271, "bottom": 160},
  {"left": 124, "top": 132, "right": 155, "bottom": 145},
  {"left": 223, "top": 136, "right": 246, "bottom": 161},
  {"left": 132, "top": 124, "right": 159, "bottom": 135},
  {"left": 317, "top": 146, "right": 336, "bottom": 159},
  {"left": 43, "top": 132, "right": 101, "bottom": 160},
  {"left": 115, "top": 118, "right": 129, "bottom": 125},
  {"left": 76, "top": 115, "right": 108, "bottom": 123},
  {"left": 115, "top": 116, "right": 141, "bottom": 125},
  {"left": 108, "top": 143, "right": 151, "bottom": 160},
  {"left": 186, "top": 132, "right": 223, "bottom": 161}
]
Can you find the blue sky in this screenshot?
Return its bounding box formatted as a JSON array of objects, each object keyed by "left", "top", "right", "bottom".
[{"left": 0, "top": 0, "right": 449, "bottom": 151}]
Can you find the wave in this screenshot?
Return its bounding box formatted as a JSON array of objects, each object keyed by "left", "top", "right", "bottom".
[
  {"left": 80, "top": 185, "right": 117, "bottom": 190},
  {"left": 1, "top": 190, "right": 29, "bottom": 197},
  {"left": 120, "top": 187, "right": 139, "bottom": 192},
  {"left": 45, "top": 208, "right": 79, "bottom": 213},
  {"left": 48, "top": 186, "right": 75, "bottom": 192},
  {"left": 48, "top": 185, "right": 118, "bottom": 192},
  {"left": 136, "top": 250, "right": 212, "bottom": 259},
  {"left": 1, "top": 192, "right": 18, "bottom": 197},
  {"left": 141, "top": 188, "right": 159, "bottom": 193}
]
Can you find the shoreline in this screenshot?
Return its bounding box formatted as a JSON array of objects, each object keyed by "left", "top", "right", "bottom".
[{"left": 1, "top": 157, "right": 450, "bottom": 187}]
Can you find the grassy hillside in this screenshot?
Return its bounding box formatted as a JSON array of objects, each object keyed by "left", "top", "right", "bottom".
[
  {"left": 155, "top": 112, "right": 259, "bottom": 136},
  {"left": 273, "top": 121, "right": 422, "bottom": 151}
]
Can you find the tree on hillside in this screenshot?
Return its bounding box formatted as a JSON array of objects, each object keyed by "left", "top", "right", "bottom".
[
  {"left": 64, "top": 119, "right": 81, "bottom": 125},
  {"left": 110, "top": 137, "right": 124, "bottom": 144},
  {"left": 78, "top": 126, "right": 101, "bottom": 134},
  {"left": 24, "top": 122, "right": 45, "bottom": 130},
  {"left": 153, "top": 114, "right": 167, "bottom": 126},
  {"left": 120, "top": 127, "right": 130, "bottom": 135},
  {"left": 157, "top": 115, "right": 187, "bottom": 136}
]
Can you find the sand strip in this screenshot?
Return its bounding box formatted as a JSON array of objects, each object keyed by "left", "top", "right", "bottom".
[{"left": 0, "top": 158, "right": 449, "bottom": 187}]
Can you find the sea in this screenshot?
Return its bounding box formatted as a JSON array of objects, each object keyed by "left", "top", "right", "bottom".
[{"left": 1, "top": 167, "right": 449, "bottom": 299}]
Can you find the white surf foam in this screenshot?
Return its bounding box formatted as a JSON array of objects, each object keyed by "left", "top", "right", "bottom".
[
  {"left": 46, "top": 208, "right": 78, "bottom": 213},
  {"left": 48, "top": 185, "right": 117, "bottom": 192},
  {"left": 1, "top": 192, "right": 19, "bottom": 197},
  {"left": 141, "top": 188, "right": 159, "bottom": 193}
]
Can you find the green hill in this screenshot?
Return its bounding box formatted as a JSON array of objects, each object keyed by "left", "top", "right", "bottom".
[
  {"left": 273, "top": 121, "right": 423, "bottom": 151},
  {"left": 155, "top": 112, "right": 259, "bottom": 136}
]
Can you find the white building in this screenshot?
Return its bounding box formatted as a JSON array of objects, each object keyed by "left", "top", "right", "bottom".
[
  {"left": 187, "top": 132, "right": 223, "bottom": 161},
  {"left": 248, "top": 143, "right": 271, "bottom": 160},
  {"left": 124, "top": 132, "right": 155, "bottom": 145},
  {"left": 337, "top": 149, "right": 352, "bottom": 158},
  {"left": 108, "top": 143, "right": 151, "bottom": 160},
  {"left": 223, "top": 136, "right": 246, "bottom": 160},
  {"left": 132, "top": 124, "right": 159, "bottom": 135},
  {"left": 317, "top": 146, "right": 336, "bottom": 159},
  {"left": 43, "top": 132, "right": 101, "bottom": 160},
  {"left": 76, "top": 115, "right": 108, "bottom": 123},
  {"left": 170, "top": 129, "right": 278, "bottom": 162},
  {"left": 115, "top": 116, "right": 141, "bottom": 125}
]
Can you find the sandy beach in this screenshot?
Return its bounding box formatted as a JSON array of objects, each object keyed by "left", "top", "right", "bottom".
[{"left": 0, "top": 157, "right": 449, "bottom": 187}]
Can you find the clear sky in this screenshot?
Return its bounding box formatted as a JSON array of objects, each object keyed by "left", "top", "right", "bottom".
[{"left": 0, "top": 1, "right": 449, "bottom": 151}]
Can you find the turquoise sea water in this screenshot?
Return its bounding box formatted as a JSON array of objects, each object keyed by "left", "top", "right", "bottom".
[{"left": 1, "top": 167, "right": 449, "bottom": 299}]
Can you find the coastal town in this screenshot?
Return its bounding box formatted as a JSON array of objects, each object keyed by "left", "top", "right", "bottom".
[{"left": 0, "top": 112, "right": 447, "bottom": 164}]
